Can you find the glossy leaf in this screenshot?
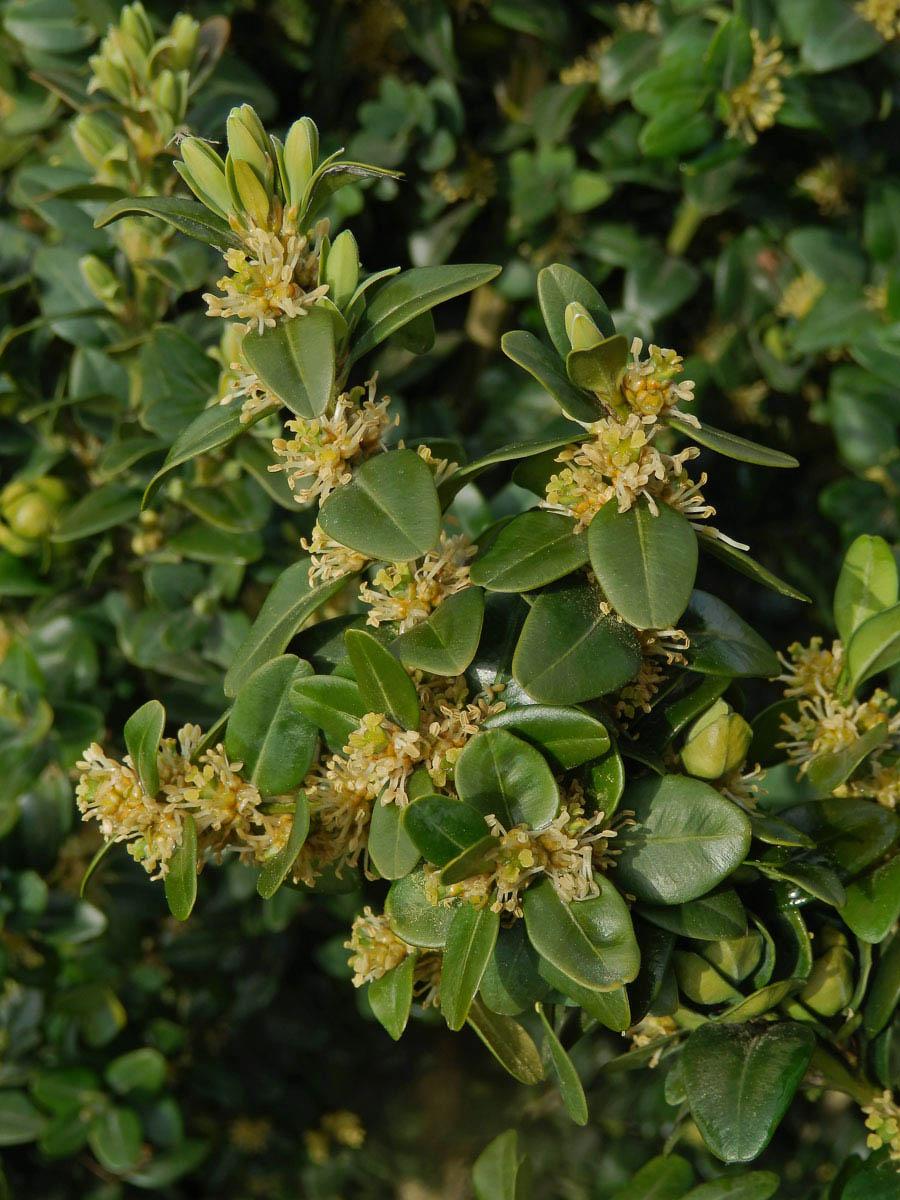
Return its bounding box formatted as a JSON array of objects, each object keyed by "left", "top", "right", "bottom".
[
  {"left": 538, "top": 956, "right": 632, "bottom": 1030},
  {"left": 523, "top": 876, "right": 639, "bottom": 991},
  {"left": 616, "top": 776, "right": 751, "bottom": 904},
  {"left": 52, "top": 485, "right": 142, "bottom": 542},
  {"left": 144, "top": 405, "right": 248, "bottom": 506},
  {"left": 403, "top": 794, "right": 489, "bottom": 867},
  {"left": 345, "top": 629, "right": 420, "bottom": 729},
  {"left": 443, "top": 904, "right": 500, "bottom": 1030},
  {"left": 806, "top": 718, "right": 888, "bottom": 793},
  {"left": 669, "top": 417, "right": 798, "bottom": 468},
  {"left": 290, "top": 674, "right": 368, "bottom": 748},
  {"left": 368, "top": 954, "right": 415, "bottom": 1041},
  {"left": 256, "top": 793, "right": 310, "bottom": 899},
  {"left": 350, "top": 264, "right": 500, "bottom": 363},
  {"left": 472, "top": 1129, "right": 525, "bottom": 1200},
  {"left": 368, "top": 799, "right": 421, "bottom": 880},
  {"left": 466, "top": 998, "right": 544, "bottom": 1085},
  {"left": 455, "top": 728, "right": 559, "bottom": 830},
  {"left": 501, "top": 329, "right": 601, "bottom": 423},
  {"left": 88, "top": 1106, "right": 142, "bottom": 1174},
  {"left": 834, "top": 534, "right": 898, "bottom": 644},
  {"left": 470, "top": 511, "right": 589, "bottom": 592},
  {"left": 224, "top": 560, "right": 350, "bottom": 697},
  {"left": 609, "top": 1155, "right": 694, "bottom": 1200},
  {"left": 94, "top": 195, "right": 241, "bottom": 248},
  {"left": 242, "top": 305, "right": 335, "bottom": 418},
  {"left": 681, "top": 1174, "right": 779, "bottom": 1200},
  {"left": 846, "top": 601, "right": 900, "bottom": 693},
  {"left": 537, "top": 262, "right": 615, "bottom": 358},
  {"left": 842, "top": 852, "right": 900, "bottom": 943},
  {"left": 386, "top": 868, "right": 454, "bottom": 948},
  {"left": 226, "top": 656, "right": 317, "bottom": 794},
  {"left": 683, "top": 591, "right": 780, "bottom": 677},
  {"left": 164, "top": 815, "right": 198, "bottom": 922},
  {"left": 589, "top": 498, "right": 697, "bottom": 629},
  {"left": 390, "top": 586, "right": 484, "bottom": 675},
  {"left": 484, "top": 705, "right": 609, "bottom": 770},
  {"left": 536, "top": 1004, "right": 588, "bottom": 1125},
  {"left": 512, "top": 581, "right": 641, "bottom": 704},
  {"left": 682, "top": 1022, "right": 815, "bottom": 1162},
  {"left": 697, "top": 532, "right": 811, "bottom": 602},
  {"left": 123, "top": 700, "right": 164, "bottom": 799},
  {"left": 318, "top": 449, "right": 441, "bottom": 562}
]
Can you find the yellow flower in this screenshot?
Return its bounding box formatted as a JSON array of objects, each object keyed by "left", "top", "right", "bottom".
[
  {"left": 724, "top": 31, "right": 789, "bottom": 144},
  {"left": 615, "top": 628, "right": 690, "bottom": 719},
  {"left": 359, "top": 531, "right": 476, "bottom": 630},
  {"left": 270, "top": 381, "right": 396, "bottom": 506},
  {"left": 625, "top": 1014, "right": 679, "bottom": 1067},
  {"left": 346, "top": 907, "right": 414, "bottom": 985},
  {"left": 862, "top": 1089, "right": 900, "bottom": 1158},
  {"left": 302, "top": 524, "right": 370, "bottom": 584},
  {"left": 622, "top": 339, "right": 695, "bottom": 422},
  {"left": 856, "top": 0, "right": 900, "bottom": 39},
  {"left": 777, "top": 272, "right": 824, "bottom": 320},
  {"left": 797, "top": 156, "right": 854, "bottom": 217}
]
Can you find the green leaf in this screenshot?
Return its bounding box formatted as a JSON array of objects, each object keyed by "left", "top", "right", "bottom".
[
  {"left": 609, "top": 1154, "right": 694, "bottom": 1200},
  {"left": 94, "top": 195, "right": 242, "bottom": 248},
  {"left": 512, "top": 581, "right": 641, "bottom": 704},
  {"left": 538, "top": 956, "right": 631, "bottom": 1030},
  {"left": 440, "top": 836, "right": 501, "bottom": 885},
  {"left": 345, "top": 629, "right": 420, "bottom": 729},
  {"left": 470, "top": 512, "right": 589, "bottom": 593},
  {"left": 386, "top": 867, "right": 454, "bottom": 948},
  {"left": 0, "top": 1093, "right": 47, "bottom": 1145},
  {"left": 484, "top": 706, "right": 609, "bottom": 771},
  {"left": 164, "top": 814, "right": 198, "bottom": 922},
  {"left": 51, "top": 484, "right": 142, "bottom": 542},
  {"left": 537, "top": 263, "right": 615, "bottom": 358},
  {"left": 442, "top": 904, "right": 500, "bottom": 1030},
  {"left": 680, "top": 1174, "right": 779, "bottom": 1200},
  {"left": 480, "top": 923, "right": 551, "bottom": 1016},
  {"left": 318, "top": 449, "right": 440, "bottom": 562},
  {"left": 403, "top": 794, "right": 489, "bottom": 866},
  {"left": 87, "top": 1105, "right": 143, "bottom": 1174},
  {"left": 669, "top": 418, "right": 798, "bottom": 468},
  {"left": 390, "top": 587, "right": 484, "bottom": 675},
  {"left": 466, "top": 998, "right": 545, "bottom": 1085},
  {"left": 123, "top": 700, "right": 164, "bottom": 799},
  {"left": 588, "top": 498, "right": 697, "bottom": 630},
  {"left": 834, "top": 535, "right": 899, "bottom": 644},
  {"left": 682, "top": 1022, "right": 815, "bottom": 1162},
  {"left": 683, "top": 591, "right": 780, "bottom": 677},
  {"left": 842, "top": 852, "right": 900, "bottom": 943},
  {"left": 846, "top": 601, "right": 900, "bottom": 693},
  {"left": 241, "top": 305, "right": 335, "bottom": 419},
  {"left": 369, "top": 954, "right": 416, "bottom": 1041},
  {"left": 566, "top": 334, "right": 629, "bottom": 405},
  {"left": 536, "top": 1004, "right": 588, "bottom": 1125},
  {"left": 290, "top": 674, "right": 367, "bottom": 749},
  {"left": 806, "top": 719, "right": 889, "bottom": 793},
  {"left": 144, "top": 406, "right": 248, "bottom": 507},
  {"left": 226, "top": 656, "right": 317, "bottom": 794},
  {"left": 439, "top": 435, "right": 580, "bottom": 507},
  {"left": 455, "top": 729, "right": 559, "bottom": 829},
  {"left": 697, "top": 532, "right": 811, "bottom": 602},
  {"left": 800, "top": 0, "right": 883, "bottom": 72},
  {"left": 224, "top": 560, "right": 350, "bottom": 697},
  {"left": 637, "top": 890, "right": 747, "bottom": 942},
  {"left": 350, "top": 264, "right": 500, "bottom": 363},
  {"left": 501, "top": 330, "right": 601, "bottom": 423},
  {"left": 303, "top": 161, "right": 403, "bottom": 225},
  {"left": 523, "top": 876, "right": 639, "bottom": 991},
  {"left": 472, "top": 1129, "right": 527, "bottom": 1200},
  {"left": 616, "top": 776, "right": 751, "bottom": 905},
  {"left": 863, "top": 932, "right": 900, "bottom": 1038},
  {"left": 256, "top": 793, "right": 310, "bottom": 899},
  {"left": 104, "top": 1049, "right": 166, "bottom": 1096},
  {"left": 368, "top": 799, "right": 420, "bottom": 880}
]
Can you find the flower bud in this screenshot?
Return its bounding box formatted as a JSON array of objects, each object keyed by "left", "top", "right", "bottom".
[
  {"left": 283, "top": 116, "right": 319, "bottom": 208},
  {"left": 120, "top": 2, "right": 154, "bottom": 53},
  {"left": 226, "top": 105, "right": 271, "bottom": 177},
  {"left": 151, "top": 69, "right": 184, "bottom": 122},
  {"left": 227, "top": 156, "right": 271, "bottom": 227},
  {"left": 0, "top": 478, "right": 66, "bottom": 543},
  {"left": 673, "top": 950, "right": 741, "bottom": 1006},
  {"left": 80, "top": 255, "right": 127, "bottom": 314},
  {"left": 700, "top": 931, "right": 764, "bottom": 983},
  {"left": 168, "top": 13, "right": 199, "bottom": 69},
  {"left": 323, "top": 229, "right": 359, "bottom": 311},
  {"left": 798, "top": 928, "right": 854, "bottom": 1018},
  {"left": 565, "top": 301, "right": 602, "bottom": 352},
  {"left": 177, "top": 138, "right": 231, "bottom": 218},
  {"left": 680, "top": 699, "right": 752, "bottom": 780},
  {"left": 72, "top": 114, "right": 120, "bottom": 171}
]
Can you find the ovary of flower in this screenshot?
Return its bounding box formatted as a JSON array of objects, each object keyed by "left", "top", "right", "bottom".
[
  {"left": 270, "top": 386, "right": 396, "bottom": 507},
  {"left": 622, "top": 339, "right": 696, "bottom": 422},
  {"left": 856, "top": 0, "right": 900, "bottom": 40},
  {"left": 724, "top": 31, "right": 789, "bottom": 145},
  {"left": 75, "top": 725, "right": 294, "bottom": 879},
  {"left": 203, "top": 211, "right": 329, "bottom": 334},
  {"left": 303, "top": 524, "right": 369, "bottom": 584},
  {"left": 359, "top": 531, "right": 476, "bottom": 631}
]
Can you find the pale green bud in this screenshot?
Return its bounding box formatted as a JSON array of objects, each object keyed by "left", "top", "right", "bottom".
[
  {"left": 800, "top": 931, "right": 854, "bottom": 1018},
  {"left": 673, "top": 951, "right": 741, "bottom": 1006},
  {"left": 323, "top": 230, "right": 359, "bottom": 310},
  {"left": 283, "top": 116, "right": 318, "bottom": 208},
  {"left": 72, "top": 114, "right": 120, "bottom": 170},
  {"left": 120, "top": 2, "right": 154, "bottom": 54},
  {"left": 565, "top": 301, "right": 602, "bottom": 352},
  {"left": 151, "top": 69, "right": 183, "bottom": 121},
  {"left": 88, "top": 55, "right": 132, "bottom": 102},
  {"left": 168, "top": 13, "right": 199, "bottom": 69},
  {"left": 0, "top": 478, "right": 66, "bottom": 541},
  {"left": 701, "top": 932, "right": 764, "bottom": 984},
  {"left": 177, "top": 138, "right": 232, "bottom": 218},
  {"left": 226, "top": 105, "right": 271, "bottom": 178},
  {"left": 681, "top": 699, "right": 752, "bottom": 780},
  {"left": 80, "top": 255, "right": 127, "bottom": 313},
  {"left": 228, "top": 156, "right": 271, "bottom": 227}
]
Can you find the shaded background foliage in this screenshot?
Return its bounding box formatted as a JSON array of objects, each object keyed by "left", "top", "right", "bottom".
[{"left": 1, "top": 0, "right": 900, "bottom": 1195}]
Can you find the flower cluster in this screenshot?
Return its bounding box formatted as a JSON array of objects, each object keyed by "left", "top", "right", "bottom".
[
  {"left": 862, "top": 1089, "right": 900, "bottom": 1158},
  {"left": 778, "top": 638, "right": 900, "bottom": 805},
  {"left": 856, "top": 0, "right": 900, "bottom": 39},
  {"left": 359, "top": 531, "right": 476, "bottom": 630},
  {"left": 293, "top": 675, "right": 504, "bottom": 886},
  {"left": 777, "top": 272, "right": 825, "bottom": 321},
  {"left": 543, "top": 339, "right": 709, "bottom": 530},
  {"left": 205, "top": 211, "right": 329, "bottom": 334},
  {"left": 345, "top": 908, "right": 441, "bottom": 1003},
  {"left": 75, "top": 726, "right": 293, "bottom": 879},
  {"left": 271, "top": 381, "right": 396, "bottom": 506},
  {"left": 615, "top": 628, "right": 691, "bottom": 720},
  {"left": 724, "top": 31, "right": 789, "bottom": 145}
]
